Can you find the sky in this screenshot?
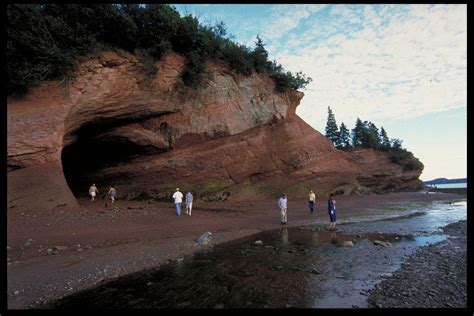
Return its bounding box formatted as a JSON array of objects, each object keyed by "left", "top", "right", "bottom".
[{"left": 173, "top": 4, "right": 467, "bottom": 181}]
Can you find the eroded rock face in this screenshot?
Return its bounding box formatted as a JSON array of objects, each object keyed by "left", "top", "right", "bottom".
[{"left": 7, "top": 51, "right": 423, "bottom": 209}]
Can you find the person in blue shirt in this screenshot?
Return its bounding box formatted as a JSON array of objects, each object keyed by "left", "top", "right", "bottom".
[
  {"left": 327, "top": 194, "right": 337, "bottom": 230},
  {"left": 185, "top": 191, "right": 193, "bottom": 216},
  {"left": 278, "top": 194, "right": 288, "bottom": 225}
]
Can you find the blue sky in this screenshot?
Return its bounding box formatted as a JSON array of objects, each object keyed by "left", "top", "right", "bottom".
[{"left": 173, "top": 4, "right": 467, "bottom": 181}]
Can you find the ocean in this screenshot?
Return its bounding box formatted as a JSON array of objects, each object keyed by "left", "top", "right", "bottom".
[{"left": 426, "top": 182, "right": 467, "bottom": 189}]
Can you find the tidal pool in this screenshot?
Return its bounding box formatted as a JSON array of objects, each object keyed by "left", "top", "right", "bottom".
[{"left": 47, "top": 199, "right": 466, "bottom": 309}]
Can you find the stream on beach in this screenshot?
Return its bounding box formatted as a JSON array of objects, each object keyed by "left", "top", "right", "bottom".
[{"left": 47, "top": 199, "right": 467, "bottom": 309}]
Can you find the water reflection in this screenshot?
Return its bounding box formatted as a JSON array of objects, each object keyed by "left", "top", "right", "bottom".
[
  {"left": 47, "top": 199, "right": 466, "bottom": 309},
  {"left": 280, "top": 228, "right": 289, "bottom": 246}
]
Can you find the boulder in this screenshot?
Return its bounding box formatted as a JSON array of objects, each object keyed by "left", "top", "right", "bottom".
[{"left": 196, "top": 231, "right": 212, "bottom": 246}]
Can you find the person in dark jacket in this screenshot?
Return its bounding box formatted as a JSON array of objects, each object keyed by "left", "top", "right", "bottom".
[{"left": 327, "top": 194, "right": 337, "bottom": 230}]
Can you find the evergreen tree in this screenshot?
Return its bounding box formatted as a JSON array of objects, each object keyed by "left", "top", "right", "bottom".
[
  {"left": 351, "top": 118, "right": 365, "bottom": 147},
  {"left": 250, "top": 35, "right": 269, "bottom": 73},
  {"left": 325, "top": 106, "right": 339, "bottom": 146},
  {"left": 390, "top": 138, "right": 403, "bottom": 150},
  {"left": 338, "top": 122, "right": 351, "bottom": 149},
  {"left": 379, "top": 127, "right": 391, "bottom": 149},
  {"left": 366, "top": 121, "right": 381, "bottom": 149}
]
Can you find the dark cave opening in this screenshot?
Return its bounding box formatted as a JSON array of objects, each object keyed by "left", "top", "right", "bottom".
[
  {"left": 60, "top": 111, "right": 177, "bottom": 199},
  {"left": 61, "top": 133, "right": 165, "bottom": 199}
]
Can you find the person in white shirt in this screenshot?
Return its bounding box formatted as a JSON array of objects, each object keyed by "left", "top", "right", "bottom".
[
  {"left": 308, "top": 190, "right": 316, "bottom": 214},
  {"left": 89, "top": 184, "right": 99, "bottom": 202},
  {"left": 172, "top": 188, "right": 184, "bottom": 216},
  {"left": 278, "top": 193, "right": 288, "bottom": 225}
]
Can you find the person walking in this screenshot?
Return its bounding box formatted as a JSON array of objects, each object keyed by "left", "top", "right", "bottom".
[
  {"left": 278, "top": 193, "right": 288, "bottom": 225},
  {"left": 185, "top": 191, "right": 193, "bottom": 216},
  {"left": 108, "top": 186, "right": 116, "bottom": 203},
  {"left": 327, "top": 193, "right": 337, "bottom": 230},
  {"left": 172, "top": 188, "right": 184, "bottom": 216},
  {"left": 308, "top": 190, "right": 316, "bottom": 214},
  {"left": 89, "top": 184, "right": 99, "bottom": 202}
]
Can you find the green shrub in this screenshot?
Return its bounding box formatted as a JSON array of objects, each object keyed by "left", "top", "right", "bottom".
[
  {"left": 7, "top": 4, "right": 311, "bottom": 95},
  {"left": 388, "top": 148, "right": 424, "bottom": 171},
  {"left": 136, "top": 48, "right": 158, "bottom": 82}
]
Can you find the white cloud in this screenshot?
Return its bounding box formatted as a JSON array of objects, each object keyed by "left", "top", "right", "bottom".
[
  {"left": 261, "top": 4, "right": 327, "bottom": 45},
  {"left": 277, "top": 4, "right": 468, "bottom": 132}
]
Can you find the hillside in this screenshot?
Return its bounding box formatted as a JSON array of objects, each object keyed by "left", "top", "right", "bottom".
[{"left": 7, "top": 50, "right": 424, "bottom": 212}]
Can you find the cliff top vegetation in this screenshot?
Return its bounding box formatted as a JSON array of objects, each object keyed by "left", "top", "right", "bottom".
[{"left": 7, "top": 4, "right": 312, "bottom": 95}]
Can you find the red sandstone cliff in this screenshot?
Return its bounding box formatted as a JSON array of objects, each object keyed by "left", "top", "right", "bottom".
[{"left": 7, "top": 51, "right": 424, "bottom": 210}]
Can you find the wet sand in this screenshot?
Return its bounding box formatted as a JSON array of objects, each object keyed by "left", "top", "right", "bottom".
[{"left": 7, "top": 190, "right": 465, "bottom": 309}]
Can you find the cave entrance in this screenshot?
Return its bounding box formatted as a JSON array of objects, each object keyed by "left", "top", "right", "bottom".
[
  {"left": 61, "top": 117, "right": 170, "bottom": 199},
  {"left": 61, "top": 138, "right": 147, "bottom": 198}
]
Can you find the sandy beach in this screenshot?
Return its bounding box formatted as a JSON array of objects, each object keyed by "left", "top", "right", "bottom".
[{"left": 7, "top": 190, "right": 466, "bottom": 309}]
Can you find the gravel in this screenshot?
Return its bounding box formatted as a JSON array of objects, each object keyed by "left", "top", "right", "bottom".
[{"left": 367, "top": 220, "right": 467, "bottom": 308}]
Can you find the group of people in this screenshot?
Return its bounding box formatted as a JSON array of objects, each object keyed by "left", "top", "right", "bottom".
[
  {"left": 88, "top": 183, "right": 116, "bottom": 203},
  {"left": 172, "top": 188, "right": 193, "bottom": 216},
  {"left": 89, "top": 184, "right": 336, "bottom": 228},
  {"left": 278, "top": 190, "right": 337, "bottom": 230},
  {"left": 89, "top": 184, "right": 193, "bottom": 215}
]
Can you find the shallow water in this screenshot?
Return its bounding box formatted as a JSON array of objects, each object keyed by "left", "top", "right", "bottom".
[{"left": 48, "top": 199, "right": 467, "bottom": 309}]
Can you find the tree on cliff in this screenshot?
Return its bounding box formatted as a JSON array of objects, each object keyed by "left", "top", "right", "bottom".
[
  {"left": 325, "top": 106, "right": 339, "bottom": 146},
  {"left": 337, "top": 122, "right": 352, "bottom": 149},
  {"left": 251, "top": 35, "right": 270, "bottom": 73},
  {"left": 379, "top": 127, "right": 391, "bottom": 149},
  {"left": 351, "top": 118, "right": 365, "bottom": 147},
  {"left": 7, "top": 4, "right": 312, "bottom": 95},
  {"left": 386, "top": 138, "right": 424, "bottom": 171},
  {"left": 390, "top": 138, "right": 403, "bottom": 149},
  {"left": 364, "top": 121, "right": 381, "bottom": 149}
]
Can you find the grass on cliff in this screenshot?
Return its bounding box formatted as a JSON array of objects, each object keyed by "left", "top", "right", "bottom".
[{"left": 7, "top": 4, "right": 312, "bottom": 96}]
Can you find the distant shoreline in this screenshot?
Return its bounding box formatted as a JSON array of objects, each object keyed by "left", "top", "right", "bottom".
[
  {"left": 423, "top": 178, "right": 467, "bottom": 185},
  {"left": 428, "top": 187, "right": 466, "bottom": 195}
]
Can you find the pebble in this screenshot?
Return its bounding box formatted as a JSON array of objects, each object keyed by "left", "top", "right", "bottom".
[
  {"left": 368, "top": 221, "right": 466, "bottom": 308},
  {"left": 254, "top": 240, "right": 263, "bottom": 245}
]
